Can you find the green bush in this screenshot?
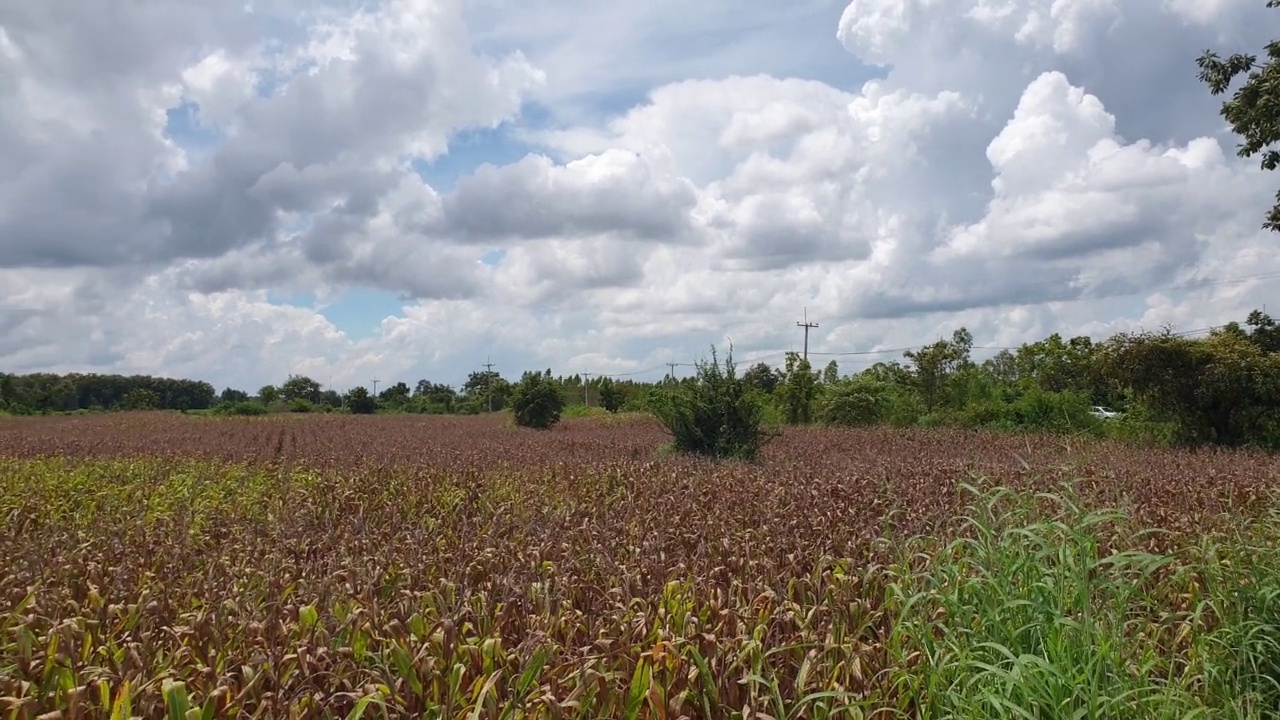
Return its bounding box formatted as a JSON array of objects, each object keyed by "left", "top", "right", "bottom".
[
  {"left": 649, "top": 345, "right": 775, "bottom": 461},
  {"left": 215, "top": 401, "right": 268, "bottom": 416},
  {"left": 820, "top": 380, "right": 891, "bottom": 427},
  {"left": 510, "top": 370, "right": 566, "bottom": 430}
]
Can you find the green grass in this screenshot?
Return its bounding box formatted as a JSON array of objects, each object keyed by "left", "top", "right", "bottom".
[{"left": 878, "top": 481, "right": 1280, "bottom": 719}]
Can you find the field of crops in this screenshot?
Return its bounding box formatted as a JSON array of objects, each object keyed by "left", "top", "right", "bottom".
[{"left": 4, "top": 412, "right": 1280, "bottom": 718}]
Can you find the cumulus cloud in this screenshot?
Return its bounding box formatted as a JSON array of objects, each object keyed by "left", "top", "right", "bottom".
[
  {"left": 440, "top": 150, "right": 699, "bottom": 243},
  {"left": 1, "top": 0, "right": 1279, "bottom": 390}
]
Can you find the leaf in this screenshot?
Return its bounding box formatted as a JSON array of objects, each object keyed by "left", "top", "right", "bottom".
[
  {"left": 344, "top": 691, "right": 384, "bottom": 720},
  {"left": 163, "top": 679, "right": 191, "bottom": 720},
  {"left": 109, "top": 680, "right": 132, "bottom": 720},
  {"left": 624, "top": 660, "right": 652, "bottom": 720}
]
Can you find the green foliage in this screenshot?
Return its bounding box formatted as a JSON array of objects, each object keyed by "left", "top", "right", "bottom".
[
  {"left": 379, "top": 381, "right": 411, "bottom": 408},
  {"left": 461, "top": 371, "right": 511, "bottom": 413},
  {"left": 280, "top": 375, "right": 322, "bottom": 404},
  {"left": 904, "top": 328, "right": 974, "bottom": 413},
  {"left": 882, "top": 482, "right": 1280, "bottom": 718},
  {"left": 258, "top": 385, "right": 279, "bottom": 404},
  {"left": 1098, "top": 328, "right": 1280, "bottom": 448},
  {"left": 742, "top": 362, "right": 780, "bottom": 394},
  {"left": 777, "top": 352, "right": 819, "bottom": 425},
  {"left": 123, "top": 388, "right": 159, "bottom": 410},
  {"left": 650, "top": 345, "right": 775, "bottom": 461},
  {"left": 960, "top": 388, "right": 1101, "bottom": 434},
  {"left": 1197, "top": 2, "right": 1280, "bottom": 232},
  {"left": 819, "top": 379, "right": 892, "bottom": 427},
  {"left": 510, "top": 370, "right": 566, "bottom": 430},
  {"left": 288, "top": 398, "right": 315, "bottom": 413},
  {"left": 345, "top": 386, "right": 377, "bottom": 415},
  {"left": 214, "top": 401, "right": 269, "bottom": 416},
  {"left": 598, "top": 377, "right": 624, "bottom": 413}
]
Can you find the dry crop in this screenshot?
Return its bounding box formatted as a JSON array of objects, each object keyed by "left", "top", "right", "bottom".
[{"left": 2, "top": 413, "right": 1280, "bottom": 718}]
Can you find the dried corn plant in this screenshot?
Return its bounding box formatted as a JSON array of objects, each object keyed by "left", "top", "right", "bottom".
[{"left": 2, "top": 413, "right": 1280, "bottom": 718}]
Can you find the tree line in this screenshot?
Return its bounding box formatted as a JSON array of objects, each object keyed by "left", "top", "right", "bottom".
[{"left": 4, "top": 308, "right": 1277, "bottom": 450}]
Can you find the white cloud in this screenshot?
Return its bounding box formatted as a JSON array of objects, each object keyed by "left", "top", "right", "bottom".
[{"left": 1, "top": 0, "right": 1278, "bottom": 391}]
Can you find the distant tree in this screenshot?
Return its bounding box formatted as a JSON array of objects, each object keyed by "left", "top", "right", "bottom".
[
  {"left": 904, "top": 328, "right": 973, "bottom": 414},
  {"left": 1197, "top": 2, "right": 1280, "bottom": 231},
  {"left": 462, "top": 370, "right": 510, "bottom": 412},
  {"left": 1013, "top": 333, "right": 1096, "bottom": 395},
  {"left": 413, "top": 380, "right": 458, "bottom": 412},
  {"left": 1240, "top": 309, "right": 1280, "bottom": 353},
  {"left": 598, "top": 376, "right": 624, "bottom": 413},
  {"left": 510, "top": 370, "right": 565, "bottom": 429},
  {"left": 280, "top": 375, "right": 323, "bottom": 404},
  {"left": 124, "top": 388, "right": 159, "bottom": 410},
  {"left": 820, "top": 378, "right": 892, "bottom": 427},
  {"left": 822, "top": 360, "right": 840, "bottom": 385},
  {"left": 380, "top": 381, "right": 411, "bottom": 407},
  {"left": 1097, "top": 327, "right": 1280, "bottom": 447},
  {"left": 859, "top": 361, "right": 914, "bottom": 387},
  {"left": 345, "top": 386, "right": 377, "bottom": 415},
  {"left": 220, "top": 387, "right": 249, "bottom": 404},
  {"left": 258, "top": 385, "right": 279, "bottom": 404},
  {"left": 742, "top": 362, "right": 780, "bottom": 394},
  {"left": 778, "top": 352, "right": 819, "bottom": 425}
]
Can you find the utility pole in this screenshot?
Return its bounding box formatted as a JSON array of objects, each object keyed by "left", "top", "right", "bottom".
[
  {"left": 482, "top": 357, "right": 495, "bottom": 413},
  {"left": 797, "top": 307, "right": 818, "bottom": 361},
  {"left": 582, "top": 372, "right": 593, "bottom": 405},
  {"left": 371, "top": 378, "right": 380, "bottom": 397},
  {"left": 666, "top": 362, "right": 679, "bottom": 384}
]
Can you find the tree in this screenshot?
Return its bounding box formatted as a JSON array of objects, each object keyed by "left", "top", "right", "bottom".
[
  {"left": 280, "top": 375, "right": 322, "bottom": 404},
  {"left": 822, "top": 360, "right": 840, "bottom": 385},
  {"left": 650, "top": 345, "right": 774, "bottom": 461},
  {"left": 1097, "top": 327, "right": 1280, "bottom": 447},
  {"left": 1196, "top": 2, "right": 1280, "bottom": 231},
  {"left": 412, "top": 380, "right": 457, "bottom": 412},
  {"left": 220, "top": 387, "right": 249, "bottom": 404},
  {"left": 124, "top": 388, "right": 159, "bottom": 410},
  {"left": 380, "top": 381, "right": 411, "bottom": 407},
  {"left": 258, "top": 385, "right": 279, "bottom": 404},
  {"left": 778, "top": 352, "right": 819, "bottom": 424},
  {"left": 1013, "top": 333, "right": 1096, "bottom": 395},
  {"left": 820, "top": 378, "right": 891, "bottom": 427},
  {"left": 598, "top": 376, "right": 624, "bottom": 413},
  {"left": 345, "top": 386, "right": 377, "bottom": 415},
  {"left": 742, "top": 362, "right": 780, "bottom": 394},
  {"left": 510, "top": 370, "right": 565, "bottom": 429},
  {"left": 462, "top": 370, "right": 510, "bottom": 412},
  {"left": 903, "top": 328, "right": 973, "bottom": 413}
]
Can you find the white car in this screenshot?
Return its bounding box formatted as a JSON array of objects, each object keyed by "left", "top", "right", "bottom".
[{"left": 1090, "top": 406, "right": 1121, "bottom": 420}]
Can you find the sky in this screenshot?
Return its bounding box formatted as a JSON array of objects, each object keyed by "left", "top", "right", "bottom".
[{"left": 1, "top": 0, "right": 1278, "bottom": 393}]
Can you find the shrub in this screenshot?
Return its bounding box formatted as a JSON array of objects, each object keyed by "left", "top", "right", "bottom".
[
  {"left": 215, "top": 401, "right": 268, "bottom": 416},
  {"left": 510, "top": 370, "right": 566, "bottom": 430},
  {"left": 820, "top": 380, "right": 891, "bottom": 427},
  {"left": 649, "top": 345, "right": 775, "bottom": 461}
]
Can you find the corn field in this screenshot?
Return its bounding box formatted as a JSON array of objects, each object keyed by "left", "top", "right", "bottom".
[{"left": 3, "top": 412, "right": 1280, "bottom": 718}]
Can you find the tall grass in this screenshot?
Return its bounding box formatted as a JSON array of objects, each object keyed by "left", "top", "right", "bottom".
[{"left": 880, "top": 481, "right": 1280, "bottom": 719}]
